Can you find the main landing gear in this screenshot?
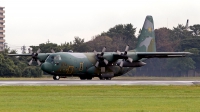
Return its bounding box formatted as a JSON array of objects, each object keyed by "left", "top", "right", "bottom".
[
  {"left": 99, "top": 77, "right": 112, "bottom": 80},
  {"left": 53, "top": 75, "right": 60, "bottom": 80},
  {"left": 79, "top": 76, "right": 93, "bottom": 80}
]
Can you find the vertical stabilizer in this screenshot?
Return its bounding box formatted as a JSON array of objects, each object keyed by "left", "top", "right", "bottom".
[{"left": 136, "top": 16, "right": 156, "bottom": 52}]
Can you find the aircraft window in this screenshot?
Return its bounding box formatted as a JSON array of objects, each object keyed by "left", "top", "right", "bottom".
[
  {"left": 54, "top": 55, "right": 61, "bottom": 60},
  {"left": 46, "top": 55, "right": 61, "bottom": 63},
  {"left": 46, "top": 55, "right": 54, "bottom": 62}
]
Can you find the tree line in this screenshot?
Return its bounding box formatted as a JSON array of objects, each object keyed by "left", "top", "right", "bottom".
[{"left": 1, "top": 23, "right": 200, "bottom": 77}]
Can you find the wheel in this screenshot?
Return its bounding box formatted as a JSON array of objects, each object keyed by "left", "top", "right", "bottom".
[
  {"left": 53, "top": 76, "right": 56, "bottom": 80},
  {"left": 80, "top": 76, "right": 86, "bottom": 80},
  {"left": 53, "top": 75, "right": 60, "bottom": 80},
  {"left": 99, "top": 77, "right": 105, "bottom": 80},
  {"left": 87, "top": 77, "right": 92, "bottom": 80},
  {"left": 106, "top": 78, "right": 111, "bottom": 80},
  {"left": 100, "top": 77, "right": 111, "bottom": 80}
]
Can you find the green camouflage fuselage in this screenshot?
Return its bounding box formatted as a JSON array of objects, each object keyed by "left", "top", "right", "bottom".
[{"left": 41, "top": 52, "right": 140, "bottom": 77}]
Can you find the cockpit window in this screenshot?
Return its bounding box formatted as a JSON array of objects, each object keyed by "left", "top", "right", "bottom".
[
  {"left": 46, "top": 55, "right": 61, "bottom": 63},
  {"left": 54, "top": 55, "right": 61, "bottom": 60}
]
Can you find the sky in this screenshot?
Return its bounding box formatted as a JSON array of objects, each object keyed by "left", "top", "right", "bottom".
[{"left": 0, "top": 0, "right": 200, "bottom": 52}]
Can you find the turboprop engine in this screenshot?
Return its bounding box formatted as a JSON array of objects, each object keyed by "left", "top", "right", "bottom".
[{"left": 117, "top": 61, "right": 146, "bottom": 67}]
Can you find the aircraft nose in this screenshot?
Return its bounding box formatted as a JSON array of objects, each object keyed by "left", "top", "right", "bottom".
[{"left": 41, "top": 62, "right": 52, "bottom": 73}]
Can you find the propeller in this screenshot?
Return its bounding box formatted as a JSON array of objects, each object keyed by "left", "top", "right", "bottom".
[
  {"left": 51, "top": 48, "right": 63, "bottom": 52},
  {"left": 94, "top": 47, "right": 109, "bottom": 72},
  {"left": 51, "top": 48, "right": 55, "bottom": 53},
  {"left": 116, "top": 45, "right": 133, "bottom": 67},
  {"left": 28, "top": 48, "right": 41, "bottom": 66},
  {"left": 28, "top": 48, "right": 32, "bottom": 54}
]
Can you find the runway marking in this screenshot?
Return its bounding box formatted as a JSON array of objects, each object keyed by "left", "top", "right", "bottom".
[{"left": 0, "top": 81, "right": 199, "bottom": 86}]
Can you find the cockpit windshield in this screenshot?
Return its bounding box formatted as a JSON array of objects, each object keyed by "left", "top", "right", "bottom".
[
  {"left": 54, "top": 55, "right": 61, "bottom": 60},
  {"left": 46, "top": 54, "right": 61, "bottom": 63}
]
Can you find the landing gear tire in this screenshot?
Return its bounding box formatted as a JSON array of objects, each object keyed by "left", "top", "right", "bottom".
[
  {"left": 106, "top": 78, "right": 111, "bottom": 80},
  {"left": 53, "top": 75, "right": 60, "bottom": 80},
  {"left": 99, "top": 77, "right": 105, "bottom": 80},
  {"left": 87, "top": 77, "right": 92, "bottom": 80},
  {"left": 80, "top": 77, "right": 86, "bottom": 80},
  {"left": 80, "top": 76, "right": 93, "bottom": 80},
  {"left": 99, "top": 77, "right": 111, "bottom": 80}
]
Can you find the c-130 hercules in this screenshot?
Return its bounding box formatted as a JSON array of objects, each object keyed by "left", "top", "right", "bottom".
[{"left": 9, "top": 16, "right": 191, "bottom": 80}]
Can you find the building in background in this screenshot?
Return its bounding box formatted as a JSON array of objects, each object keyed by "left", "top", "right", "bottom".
[{"left": 0, "top": 7, "right": 5, "bottom": 51}]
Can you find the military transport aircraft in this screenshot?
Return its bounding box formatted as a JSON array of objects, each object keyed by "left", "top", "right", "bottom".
[{"left": 8, "top": 16, "right": 191, "bottom": 80}]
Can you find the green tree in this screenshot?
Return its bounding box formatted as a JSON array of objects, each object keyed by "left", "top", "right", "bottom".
[
  {"left": 185, "top": 48, "right": 200, "bottom": 73},
  {"left": 22, "top": 66, "right": 42, "bottom": 77},
  {"left": 155, "top": 27, "right": 177, "bottom": 52},
  {"left": 72, "top": 37, "right": 90, "bottom": 52},
  {"left": 0, "top": 53, "right": 21, "bottom": 77},
  {"left": 101, "top": 23, "right": 137, "bottom": 49},
  {"left": 166, "top": 57, "right": 195, "bottom": 76},
  {"left": 190, "top": 24, "right": 200, "bottom": 36}
]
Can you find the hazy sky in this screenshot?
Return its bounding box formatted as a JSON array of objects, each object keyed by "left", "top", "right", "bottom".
[{"left": 0, "top": 0, "right": 200, "bottom": 52}]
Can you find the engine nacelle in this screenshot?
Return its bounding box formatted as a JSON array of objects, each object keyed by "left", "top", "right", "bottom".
[{"left": 117, "top": 61, "right": 146, "bottom": 67}]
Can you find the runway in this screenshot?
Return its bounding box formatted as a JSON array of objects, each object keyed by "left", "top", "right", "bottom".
[{"left": 0, "top": 80, "right": 200, "bottom": 86}]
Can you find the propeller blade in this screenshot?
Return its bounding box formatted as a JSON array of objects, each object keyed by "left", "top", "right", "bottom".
[
  {"left": 116, "top": 50, "right": 121, "bottom": 55},
  {"left": 124, "top": 45, "right": 129, "bottom": 55},
  {"left": 125, "top": 45, "right": 129, "bottom": 52},
  {"left": 104, "top": 59, "right": 108, "bottom": 65},
  {"left": 37, "top": 48, "right": 41, "bottom": 53},
  {"left": 94, "top": 47, "right": 108, "bottom": 68},
  {"left": 95, "top": 61, "right": 99, "bottom": 67},
  {"left": 28, "top": 48, "right": 33, "bottom": 54},
  {"left": 127, "top": 58, "right": 133, "bottom": 63},
  {"left": 51, "top": 49, "right": 55, "bottom": 53},
  {"left": 37, "top": 60, "right": 41, "bottom": 66},
  {"left": 101, "top": 47, "right": 106, "bottom": 56},
  {"left": 94, "top": 50, "right": 98, "bottom": 55},
  {"left": 120, "top": 61, "right": 123, "bottom": 67},
  {"left": 28, "top": 59, "right": 33, "bottom": 66}
]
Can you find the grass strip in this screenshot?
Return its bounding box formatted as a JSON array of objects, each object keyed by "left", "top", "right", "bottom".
[{"left": 0, "top": 85, "right": 200, "bottom": 112}]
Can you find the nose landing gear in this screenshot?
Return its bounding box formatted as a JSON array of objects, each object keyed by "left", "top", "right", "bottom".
[{"left": 53, "top": 75, "right": 60, "bottom": 80}]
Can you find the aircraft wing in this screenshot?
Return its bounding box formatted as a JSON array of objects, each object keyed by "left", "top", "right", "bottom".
[
  {"left": 8, "top": 53, "right": 52, "bottom": 65},
  {"left": 8, "top": 54, "right": 32, "bottom": 56},
  {"left": 8, "top": 53, "right": 52, "bottom": 56},
  {"left": 137, "top": 52, "right": 192, "bottom": 58}
]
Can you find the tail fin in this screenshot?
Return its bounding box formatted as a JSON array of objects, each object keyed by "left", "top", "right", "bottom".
[{"left": 136, "top": 15, "right": 156, "bottom": 52}]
